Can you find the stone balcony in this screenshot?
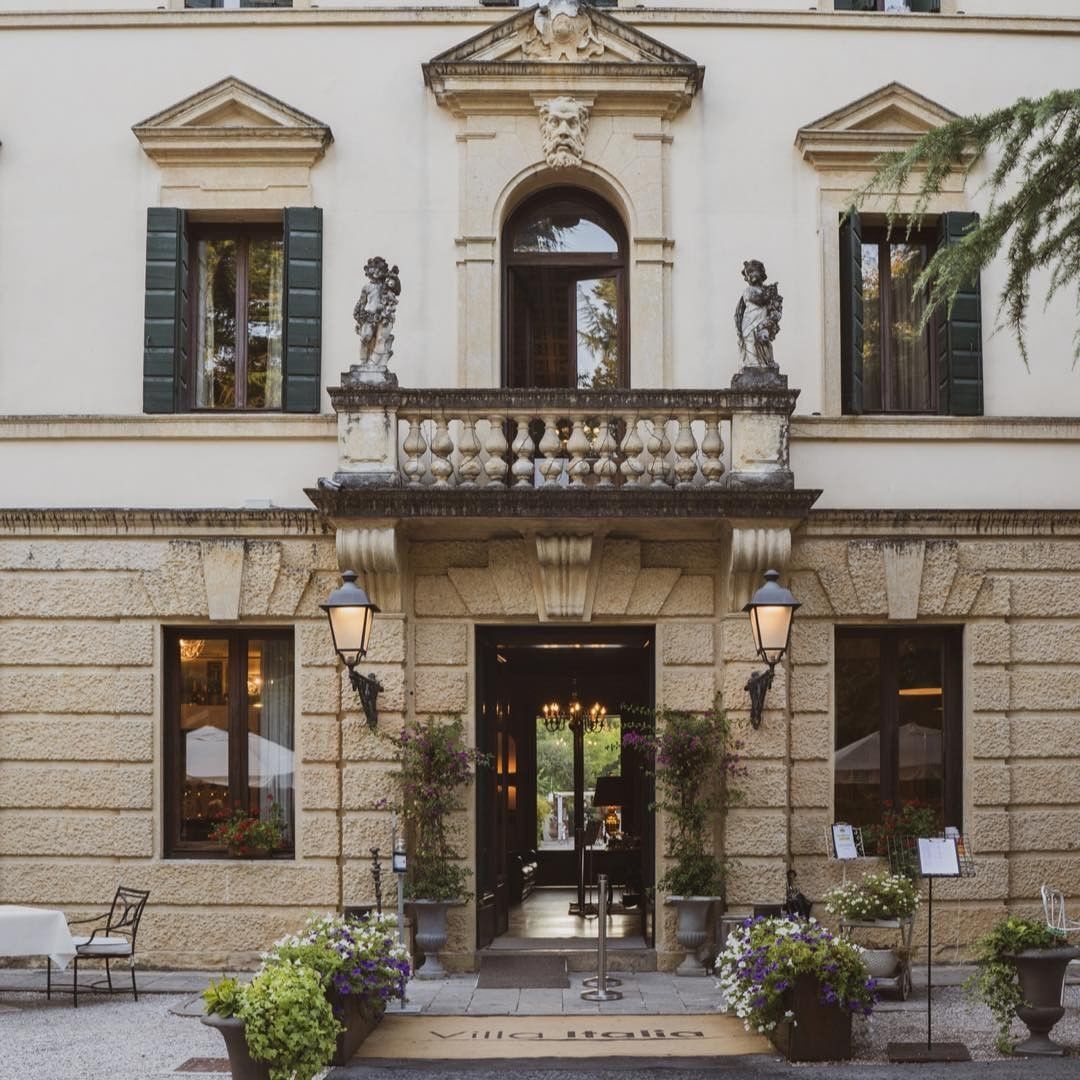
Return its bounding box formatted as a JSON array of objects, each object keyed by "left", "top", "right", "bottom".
[{"left": 307, "top": 382, "right": 819, "bottom": 526}]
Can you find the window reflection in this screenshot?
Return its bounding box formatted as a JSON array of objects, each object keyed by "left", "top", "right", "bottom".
[{"left": 512, "top": 204, "right": 619, "bottom": 254}]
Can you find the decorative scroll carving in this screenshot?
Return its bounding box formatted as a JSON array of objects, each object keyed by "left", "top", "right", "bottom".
[
  {"left": 523, "top": 0, "right": 605, "bottom": 62},
  {"left": 535, "top": 533, "right": 594, "bottom": 619},
  {"left": 336, "top": 525, "right": 404, "bottom": 612},
  {"left": 729, "top": 526, "right": 791, "bottom": 611},
  {"left": 538, "top": 97, "right": 591, "bottom": 169}
]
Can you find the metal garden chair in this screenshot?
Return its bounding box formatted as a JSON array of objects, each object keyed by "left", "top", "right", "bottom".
[
  {"left": 1041, "top": 883, "right": 1080, "bottom": 939},
  {"left": 54, "top": 886, "right": 150, "bottom": 1008}
]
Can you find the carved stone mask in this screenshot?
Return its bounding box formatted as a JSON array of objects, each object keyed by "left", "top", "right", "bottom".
[{"left": 538, "top": 97, "right": 590, "bottom": 170}]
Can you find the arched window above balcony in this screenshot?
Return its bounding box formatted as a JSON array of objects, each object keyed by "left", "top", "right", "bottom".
[{"left": 503, "top": 188, "right": 628, "bottom": 389}]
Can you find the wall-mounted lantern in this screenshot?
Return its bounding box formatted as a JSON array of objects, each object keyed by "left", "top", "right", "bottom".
[
  {"left": 743, "top": 569, "right": 800, "bottom": 729},
  {"left": 320, "top": 569, "right": 382, "bottom": 728}
]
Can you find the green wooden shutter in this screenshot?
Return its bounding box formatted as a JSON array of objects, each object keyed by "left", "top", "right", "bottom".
[
  {"left": 183, "top": 0, "right": 220, "bottom": 8},
  {"left": 833, "top": 0, "right": 876, "bottom": 10},
  {"left": 282, "top": 207, "right": 323, "bottom": 413},
  {"left": 936, "top": 212, "right": 983, "bottom": 416},
  {"left": 839, "top": 210, "right": 865, "bottom": 415},
  {"left": 907, "top": 0, "right": 941, "bottom": 11},
  {"left": 143, "top": 208, "right": 187, "bottom": 414}
]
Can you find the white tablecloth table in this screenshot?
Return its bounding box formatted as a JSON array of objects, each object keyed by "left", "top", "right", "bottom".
[{"left": 0, "top": 905, "right": 77, "bottom": 970}]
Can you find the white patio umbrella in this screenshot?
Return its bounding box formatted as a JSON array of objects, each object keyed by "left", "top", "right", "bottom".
[
  {"left": 184, "top": 725, "right": 294, "bottom": 787},
  {"left": 834, "top": 722, "right": 942, "bottom": 785}
]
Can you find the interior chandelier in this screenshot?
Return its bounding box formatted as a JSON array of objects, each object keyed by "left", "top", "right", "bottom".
[{"left": 538, "top": 682, "right": 607, "bottom": 734}]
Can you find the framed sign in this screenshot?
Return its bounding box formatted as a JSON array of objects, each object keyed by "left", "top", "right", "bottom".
[
  {"left": 831, "top": 823, "right": 860, "bottom": 860},
  {"left": 917, "top": 837, "right": 961, "bottom": 878}
]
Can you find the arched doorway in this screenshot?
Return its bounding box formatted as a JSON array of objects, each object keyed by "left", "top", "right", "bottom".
[{"left": 503, "top": 187, "right": 629, "bottom": 389}]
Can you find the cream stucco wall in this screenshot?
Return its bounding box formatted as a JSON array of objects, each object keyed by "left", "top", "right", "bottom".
[{"left": 1, "top": 8, "right": 1078, "bottom": 512}]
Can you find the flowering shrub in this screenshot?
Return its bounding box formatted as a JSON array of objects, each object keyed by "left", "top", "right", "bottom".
[
  {"left": 392, "top": 717, "right": 488, "bottom": 901},
  {"left": 209, "top": 795, "right": 287, "bottom": 856},
  {"left": 262, "top": 912, "right": 411, "bottom": 1013},
  {"left": 718, "top": 916, "right": 877, "bottom": 1035},
  {"left": 623, "top": 704, "right": 744, "bottom": 897},
  {"left": 823, "top": 872, "right": 920, "bottom": 921},
  {"left": 966, "top": 915, "right": 1060, "bottom": 1053},
  {"left": 204, "top": 963, "right": 340, "bottom": 1080},
  {"left": 862, "top": 799, "right": 940, "bottom": 877}
]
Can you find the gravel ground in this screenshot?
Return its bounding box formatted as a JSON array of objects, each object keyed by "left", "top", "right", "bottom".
[
  {"left": 0, "top": 992, "right": 223, "bottom": 1080},
  {"left": 853, "top": 981, "right": 1080, "bottom": 1061}
]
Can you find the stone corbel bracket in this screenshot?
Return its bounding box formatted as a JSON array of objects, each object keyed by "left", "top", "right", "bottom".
[
  {"left": 728, "top": 525, "right": 792, "bottom": 613},
  {"left": 533, "top": 532, "right": 601, "bottom": 621},
  {"left": 336, "top": 524, "right": 405, "bottom": 613}
]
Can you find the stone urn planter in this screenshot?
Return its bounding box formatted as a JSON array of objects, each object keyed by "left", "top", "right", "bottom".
[
  {"left": 327, "top": 992, "right": 384, "bottom": 1066},
  {"left": 769, "top": 975, "right": 853, "bottom": 1063},
  {"left": 1004, "top": 946, "right": 1080, "bottom": 1056},
  {"left": 412, "top": 899, "right": 460, "bottom": 978},
  {"left": 200, "top": 1015, "right": 270, "bottom": 1080},
  {"left": 860, "top": 947, "right": 899, "bottom": 979},
  {"left": 667, "top": 897, "right": 718, "bottom": 976}
]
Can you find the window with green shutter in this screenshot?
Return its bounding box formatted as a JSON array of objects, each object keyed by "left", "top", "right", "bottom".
[
  {"left": 184, "top": 1, "right": 293, "bottom": 8},
  {"left": 141, "top": 207, "right": 321, "bottom": 413},
  {"left": 839, "top": 211, "right": 982, "bottom": 416}
]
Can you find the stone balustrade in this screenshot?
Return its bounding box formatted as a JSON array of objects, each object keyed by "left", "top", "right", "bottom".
[{"left": 327, "top": 386, "right": 800, "bottom": 494}]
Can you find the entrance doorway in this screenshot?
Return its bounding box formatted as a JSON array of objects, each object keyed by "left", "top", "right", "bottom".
[{"left": 475, "top": 627, "right": 655, "bottom": 949}]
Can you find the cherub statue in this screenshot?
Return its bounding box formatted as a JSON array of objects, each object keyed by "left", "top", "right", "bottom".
[
  {"left": 353, "top": 256, "right": 401, "bottom": 374},
  {"left": 734, "top": 259, "right": 783, "bottom": 371}
]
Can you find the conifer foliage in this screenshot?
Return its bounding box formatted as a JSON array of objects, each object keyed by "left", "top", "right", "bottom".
[{"left": 856, "top": 89, "right": 1080, "bottom": 363}]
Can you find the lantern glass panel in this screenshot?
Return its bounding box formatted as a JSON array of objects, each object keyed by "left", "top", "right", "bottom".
[
  {"left": 752, "top": 604, "right": 793, "bottom": 665},
  {"left": 328, "top": 604, "right": 374, "bottom": 665}
]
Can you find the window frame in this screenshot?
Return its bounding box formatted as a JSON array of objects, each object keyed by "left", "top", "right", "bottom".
[
  {"left": 163, "top": 626, "right": 296, "bottom": 859},
  {"left": 833, "top": 626, "right": 963, "bottom": 831},
  {"left": 502, "top": 187, "right": 630, "bottom": 389},
  {"left": 859, "top": 224, "right": 940, "bottom": 415},
  {"left": 186, "top": 222, "right": 284, "bottom": 412}
]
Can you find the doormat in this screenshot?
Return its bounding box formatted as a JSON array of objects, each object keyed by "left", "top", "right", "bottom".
[
  {"left": 351, "top": 1014, "right": 769, "bottom": 1060},
  {"left": 477, "top": 953, "right": 569, "bottom": 989}
]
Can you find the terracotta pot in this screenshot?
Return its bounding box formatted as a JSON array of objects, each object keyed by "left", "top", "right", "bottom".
[
  {"left": 1004, "top": 946, "right": 1080, "bottom": 1056},
  {"left": 667, "top": 897, "right": 718, "bottom": 977},
  {"left": 412, "top": 900, "right": 456, "bottom": 978},
  {"left": 200, "top": 1015, "right": 270, "bottom": 1080},
  {"left": 769, "top": 976, "right": 853, "bottom": 1062},
  {"left": 327, "top": 991, "right": 384, "bottom": 1066}
]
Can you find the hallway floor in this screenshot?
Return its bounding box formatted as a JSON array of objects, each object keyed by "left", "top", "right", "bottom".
[{"left": 489, "top": 887, "right": 646, "bottom": 949}]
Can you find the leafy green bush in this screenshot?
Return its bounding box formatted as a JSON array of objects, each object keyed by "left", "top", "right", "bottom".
[
  {"left": 238, "top": 963, "right": 341, "bottom": 1080},
  {"left": 202, "top": 976, "right": 242, "bottom": 1019},
  {"left": 966, "top": 915, "right": 1059, "bottom": 1053}
]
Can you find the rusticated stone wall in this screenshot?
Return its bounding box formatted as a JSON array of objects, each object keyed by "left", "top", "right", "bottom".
[{"left": 3, "top": 510, "right": 1079, "bottom": 968}]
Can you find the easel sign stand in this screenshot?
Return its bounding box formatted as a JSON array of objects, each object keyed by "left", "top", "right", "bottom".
[
  {"left": 826, "top": 822, "right": 867, "bottom": 884},
  {"left": 887, "top": 835, "right": 974, "bottom": 1064}
]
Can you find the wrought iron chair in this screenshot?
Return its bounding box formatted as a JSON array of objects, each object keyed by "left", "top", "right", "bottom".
[
  {"left": 1041, "top": 884, "right": 1080, "bottom": 939},
  {"left": 55, "top": 886, "right": 150, "bottom": 1008}
]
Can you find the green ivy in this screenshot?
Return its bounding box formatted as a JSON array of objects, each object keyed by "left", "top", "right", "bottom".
[{"left": 965, "top": 915, "right": 1058, "bottom": 1053}]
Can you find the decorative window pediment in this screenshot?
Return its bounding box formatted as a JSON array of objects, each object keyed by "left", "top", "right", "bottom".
[
  {"left": 133, "top": 77, "right": 331, "bottom": 208},
  {"left": 422, "top": 0, "right": 703, "bottom": 118},
  {"left": 796, "top": 82, "right": 969, "bottom": 171}
]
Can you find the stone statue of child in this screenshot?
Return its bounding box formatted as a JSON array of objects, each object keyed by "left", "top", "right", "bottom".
[
  {"left": 734, "top": 259, "right": 783, "bottom": 371},
  {"left": 353, "top": 256, "right": 401, "bottom": 375}
]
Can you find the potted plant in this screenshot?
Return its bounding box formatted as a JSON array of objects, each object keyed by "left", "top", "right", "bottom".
[
  {"left": 861, "top": 799, "right": 940, "bottom": 878},
  {"left": 623, "top": 703, "right": 744, "bottom": 976},
  {"left": 967, "top": 914, "right": 1080, "bottom": 1055},
  {"left": 261, "top": 912, "right": 411, "bottom": 1064},
  {"left": 201, "top": 963, "right": 340, "bottom": 1080},
  {"left": 209, "top": 795, "right": 287, "bottom": 858},
  {"left": 393, "top": 717, "right": 486, "bottom": 978},
  {"left": 718, "top": 915, "right": 876, "bottom": 1062},
  {"left": 823, "top": 872, "right": 920, "bottom": 979}
]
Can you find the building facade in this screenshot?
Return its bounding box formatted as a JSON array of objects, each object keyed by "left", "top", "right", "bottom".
[{"left": 1, "top": 0, "right": 1079, "bottom": 970}]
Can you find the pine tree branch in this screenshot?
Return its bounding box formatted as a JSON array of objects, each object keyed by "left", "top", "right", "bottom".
[{"left": 851, "top": 89, "right": 1080, "bottom": 365}]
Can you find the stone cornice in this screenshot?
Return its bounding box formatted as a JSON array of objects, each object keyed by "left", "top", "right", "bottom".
[
  {"left": 804, "top": 508, "right": 1080, "bottom": 538},
  {"left": 305, "top": 484, "right": 821, "bottom": 522},
  {"left": 0, "top": 508, "right": 329, "bottom": 537},
  {"left": 791, "top": 415, "right": 1080, "bottom": 441},
  {"left": 2, "top": 9, "right": 1076, "bottom": 35},
  {"left": 328, "top": 385, "right": 801, "bottom": 415},
  {"left": 0, "top": 415, "right": 336, "bottom": 440}
]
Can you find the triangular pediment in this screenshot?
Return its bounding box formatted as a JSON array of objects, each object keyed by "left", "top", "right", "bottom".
[
  {"left": 423, "top": 1, "right": 703, "bottom": 118},
  {"left": 796, "top": 82, "right": 967, "bottom": 169},
  {"left": 133, "top": 77, "right": 332, "bottom": 164}
]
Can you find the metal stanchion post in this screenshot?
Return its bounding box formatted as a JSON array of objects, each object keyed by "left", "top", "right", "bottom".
[
  {"left": 582, "top": 874, "right": 622, "bottom": 1002},
  {"left": 583, "top": 876, "right": 622, "bottom": 989},
  {"left": 391, "top": 816, "right": 408, "bottom": 1011}
]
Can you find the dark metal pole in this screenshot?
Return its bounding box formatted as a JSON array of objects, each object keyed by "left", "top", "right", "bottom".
[
  {"left": 927, "top": 875, "right": 933, "bottom": 1049},
  {"left": 371, "top": 847, "right": 383, "bottom": 916}
]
